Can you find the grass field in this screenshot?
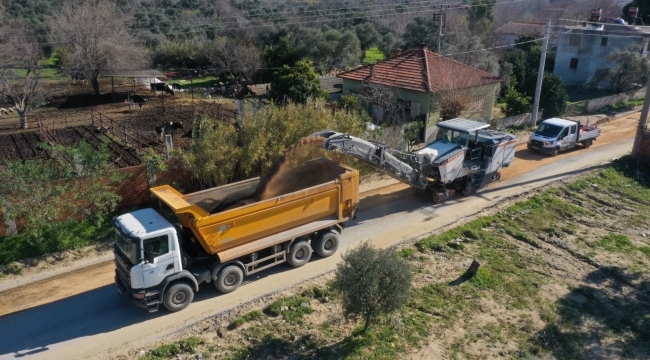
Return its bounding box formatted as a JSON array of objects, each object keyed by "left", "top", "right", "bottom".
[{"left": 363, "top": 46, "right": 386, "bottom": 64}]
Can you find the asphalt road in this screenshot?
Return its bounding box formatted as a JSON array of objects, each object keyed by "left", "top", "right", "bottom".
[{"left": 0, "top": 137, "right": 633, "bottom": 360}]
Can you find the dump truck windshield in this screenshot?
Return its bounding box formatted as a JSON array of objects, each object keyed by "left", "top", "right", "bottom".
[
  {"left": 535, "top": 123, "right": 563, "bottom": 138},
  {"left": 116, "top": 232, "right": 141, "bottom": 265},
  {"left": 436, "top": 129, "right": 470, "bottom": 147}
]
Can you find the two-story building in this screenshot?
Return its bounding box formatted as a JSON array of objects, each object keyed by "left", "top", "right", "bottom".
[{"left": 554, "top": 18, "right": 650, "bottom": 86}]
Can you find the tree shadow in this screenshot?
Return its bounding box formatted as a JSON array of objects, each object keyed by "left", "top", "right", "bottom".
[{"left": 525, "top": 267, "right": 650, "bottom": 359}]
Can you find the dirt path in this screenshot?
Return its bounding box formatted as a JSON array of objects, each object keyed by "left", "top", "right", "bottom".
[{"left": 0, "top": 111, "right": 640, "bottom": 318}]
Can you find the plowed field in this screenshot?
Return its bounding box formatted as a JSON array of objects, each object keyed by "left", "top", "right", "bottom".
[{"left": 0, "top": 126, "right": 141, "bottom": 167}]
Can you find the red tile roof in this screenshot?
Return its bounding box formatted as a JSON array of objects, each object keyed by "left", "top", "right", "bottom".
[{"left": 338, "top": 47, "right": 502, "bottom": 93}]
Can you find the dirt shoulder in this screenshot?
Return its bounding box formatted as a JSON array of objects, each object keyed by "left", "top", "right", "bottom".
[{"left": 122, "top": 157, "right": 650, "bottom": 360}]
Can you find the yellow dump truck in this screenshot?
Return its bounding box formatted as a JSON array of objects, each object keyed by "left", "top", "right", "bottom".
[{"left": 113, "top": 159, "right": 359, "bottom": 312}]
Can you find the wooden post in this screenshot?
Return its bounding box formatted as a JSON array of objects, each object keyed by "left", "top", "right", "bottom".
[{"left": 111, "top": 77, "right": 115, "bottom": 103}]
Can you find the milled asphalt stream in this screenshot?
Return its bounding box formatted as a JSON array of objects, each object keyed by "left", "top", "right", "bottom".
[{"left": 0, "top": 137, "right": 633, "bottom": 360}]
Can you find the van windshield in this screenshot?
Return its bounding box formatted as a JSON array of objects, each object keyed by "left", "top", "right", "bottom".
[
  {"left": 116, "top": 232, "right": 140, "bottom": 265},
  {"left": 535, "top": 123, "right": 563, "bottom": 138}
]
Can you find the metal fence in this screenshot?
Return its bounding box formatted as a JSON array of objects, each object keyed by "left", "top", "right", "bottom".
[{"left": 91, "top": 109, "right": 165, "bottom": 154}]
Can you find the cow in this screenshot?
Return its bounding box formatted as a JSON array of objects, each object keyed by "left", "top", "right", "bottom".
[
  {"left": 150, "top": 82, "right": 174, "bottom": 96},
  {"left": 171, "top": 83, "right": 181, "bottom": 91},
  {"left": 70, "top": 72, "right": 88, "bottom": 85},
  {"left": 155, "top": 121, "right": 184, "bottom": 140},
  {"left": 125, "top": 94, "right": 147, "bottom": 111}
]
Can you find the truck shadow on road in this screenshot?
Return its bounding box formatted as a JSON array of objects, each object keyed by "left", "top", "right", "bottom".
[
  {"left": 515, "top": 145, "right": 587, "bottom": 161},
  {"left": 0, "top": 258, "right": 336, "bottom": 359}
]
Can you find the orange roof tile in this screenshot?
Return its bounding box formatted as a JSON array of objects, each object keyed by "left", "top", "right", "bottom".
[{"left": 338, "top": 48, "right": 502, "bottom": 93}]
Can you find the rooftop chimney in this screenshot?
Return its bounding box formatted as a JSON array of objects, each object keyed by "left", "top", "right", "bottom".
[
  {"left": 590, "top": 8, "right": 602, "bottom": 22},
  {"left": 420, "top": 43, "right": 427, "bottom": 49},
  {"left": 370, "top": 64, "right": 375, "bottom": 78},
  {"left": 391, "top": 48, "right": 402, "bottom": 57}
]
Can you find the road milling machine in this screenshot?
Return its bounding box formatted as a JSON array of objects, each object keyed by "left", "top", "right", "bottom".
[{"left": 313, "top": 118, "right": 517, "bottom": 203}]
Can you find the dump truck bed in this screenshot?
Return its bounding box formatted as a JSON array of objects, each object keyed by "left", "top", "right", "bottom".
[{"left": 151, "top": 159, "right": 359, "bottom": 261}]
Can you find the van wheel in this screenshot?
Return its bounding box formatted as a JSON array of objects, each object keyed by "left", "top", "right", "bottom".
[
  {"left": 287, "top": 241, "right": 312, "bottom": 268},
  {"left": 551, "top": 147, "right": 559, "bottom": 156},
  {"left": 583, "top": 139, "right": 592, "bottom": 148},
  {"left": 315, "top": 231, "right": 340, "bottom": 258},
  {"left": 215, "top": 265, "right": 243, "bottom": 294},
  {"left": 163, "top": 282, "right": 194, "bottom": 312}
]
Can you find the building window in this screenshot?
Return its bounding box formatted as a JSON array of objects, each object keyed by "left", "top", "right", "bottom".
[
  {"left": 569, "top": 35, "right": 581, "bottom": 46},
  {"left": 470, "top": 95, "right": 486, "bottom": 112},
  {"left": 410, "top": 102, "right": 421, "bottom": 117},
  {"left": 601, "top": 37, "right": 608, "bottom": 46},
  {"left": 569, "top": 58, "right": 579, "bottom": 69}
]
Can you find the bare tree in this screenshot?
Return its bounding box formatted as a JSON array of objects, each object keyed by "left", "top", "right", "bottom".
[
  {"left": 49, "top": 0, "right": 149, "bottom": 96},
  {"left": 0, "top": 27, "right": 48, "bottom": 129},
  {"left": 561, "top": 0, "right": 621, "bottom": 20},
  {"left": 356, "top": 81, "right": 407, "bottom": 126},
  {"left": 206, "top": 38, "right": 262, "bottom": 82},
  {"left": 433, "top": 63, "right": 488, "bottom": 121}
]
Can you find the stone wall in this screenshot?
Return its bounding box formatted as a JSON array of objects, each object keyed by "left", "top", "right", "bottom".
[{"left": 585, "top": 88, "right": 646, "bottom": 112}]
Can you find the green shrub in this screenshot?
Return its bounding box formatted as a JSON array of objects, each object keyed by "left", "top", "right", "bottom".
[
  {"left": 265, "top": 295, "right": 313, "bottom": 323},
  {"left": 229, "top": 310, "right": 264, "bottom": 329},
  {"left": 140, "top": 337, "right": 203, "bottom": 360}
]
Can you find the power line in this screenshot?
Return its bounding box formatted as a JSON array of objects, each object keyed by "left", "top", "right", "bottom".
[{"left": 0, "top": 0, "right": 530, "bottom": 40}]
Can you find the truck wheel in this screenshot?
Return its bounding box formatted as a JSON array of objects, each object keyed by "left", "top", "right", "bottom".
[
  {"left": 315, "top": 231, "right": 340, "bottom": 258},
  {"left": 462, "top": 178, "right": 474, "bottom": 196},
  {"left": 583, "top": 139, "right": 592, "bottom": 148},
  {"left": 163, "top": 282, "right": 194, "bottom": 312},
  {"left": 551, "top": 147, "right": 559, "bottom": 157},
  {"left": 215, "top": 265, "right": 243, "bottom": 294},
  {"left": 287, "top": 241, "right": 312, "bottom": 268}
]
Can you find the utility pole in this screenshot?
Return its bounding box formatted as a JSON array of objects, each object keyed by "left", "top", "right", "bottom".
[
  {"left": 531, "top": 19, "right": 552, "bottom": 127},
  {"left": 436, "top": 7, "right": 445, "bottom": 53},
  {"left": 632, "top": 80, "right": 650, "bottom": 156}
]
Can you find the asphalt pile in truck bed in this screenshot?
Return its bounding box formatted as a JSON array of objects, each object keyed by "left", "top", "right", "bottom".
[
  {"left": 255, "top": 136, "right": 328, "bottom": 200},
  {"left": 220, "top": 136, "right": 330, "bottom": 212}
]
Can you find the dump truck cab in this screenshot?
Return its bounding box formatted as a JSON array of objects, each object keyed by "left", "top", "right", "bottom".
[{"left": 113, "top": 208, "right": 198, "bottom": 312}]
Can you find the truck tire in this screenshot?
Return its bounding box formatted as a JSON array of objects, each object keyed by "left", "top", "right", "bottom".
[
  {"left": 551, "top": 147, "right": 559, "bottom": 157},
  {"left": 315, "top": 231, "right": 340, "bottom": 258},
  {"left": 215, "top": 265, "right": 243, "bottom": 294},
  {"left": 583, "top": 139, "right": 592, "bottom": 148},
  {"left": 287, "top": 241, "right": 312, "bottom": 268},
  {"left": 163, "top": 282, "right": 194, "bottom": 312}
]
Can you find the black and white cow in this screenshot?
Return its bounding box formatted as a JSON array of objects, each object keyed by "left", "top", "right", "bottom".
[
  {"left": 150, "top": 82, "right": 175, "bottom": 96},
  {"left": 155, "top": 121, "right": 184, "bottom": 140},
  {"left": 125, "top": 94, "right": 147, "bottom": 110}
]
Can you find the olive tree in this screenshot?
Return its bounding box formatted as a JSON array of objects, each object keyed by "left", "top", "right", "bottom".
[
  {"left": 334, "top": 242, "right": 412, "bottom": 333},
  {"left": 586, "top": 44, "right": 650, "bottom": 93},
  {"left": 49, "top": 0, "right": 149, "bottom": 96}
]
